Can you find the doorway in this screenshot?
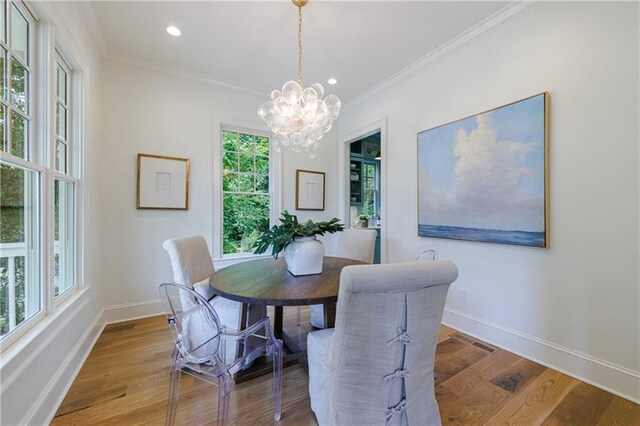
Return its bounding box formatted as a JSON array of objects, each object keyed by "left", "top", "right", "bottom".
[{"left": 347, "top": 132, "right": 382, "bottom": 263}]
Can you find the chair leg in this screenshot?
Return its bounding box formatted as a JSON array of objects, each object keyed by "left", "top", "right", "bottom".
[
  {"left": 272, "top": 340, "right": 283, "bottom": 421},
  {"left": 296, "top": 307, "right": 302, "bottom": 344},
  {"left": 217, "top": 372, "right": 232, "bottom": 426},
  {"left": 166, "top": 348, "right": 182, "bottom": 426}
]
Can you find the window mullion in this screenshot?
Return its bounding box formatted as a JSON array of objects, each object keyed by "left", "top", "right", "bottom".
[{"left": 37, "top": 21, "right": 54, "bottom": 312}]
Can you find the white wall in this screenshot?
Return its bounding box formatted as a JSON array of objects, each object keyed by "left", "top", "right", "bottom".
[
  {"left": 0, "top": 2, "right": 105, "bottom": 424},
  {"left": 99, "top": 57, "right": 340, "bottom": 310},
  {"left": 339, "top": 2, "right": 639, "bottom": 401}
]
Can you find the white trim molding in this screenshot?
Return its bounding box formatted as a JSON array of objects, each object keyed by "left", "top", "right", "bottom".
[
  {"left": 101, "top": 299, "right": 164, "bottom": 325},
  {"left": 338, "top": 118, "right": 388, "bottom": 263},
  {"left": 9, "top": 297, "right": 166, "bottom": 425},
  {"left": 443, "top": 307, "right": 640, "bottom": 404},
  {"left": 211, "top": 115, "right": 282, "bottom": 261},
  {"left": 343, "top": 1, "right": 546, "bottom": 113},
  {"left": 106, "top": 52, "right": 267, "bottom": 99},
  {"left": 0, "top": 287, "right": 101, "bottom": 425},
  {"left": 25, "top": 308, "right": 104, "bottom": 425}
]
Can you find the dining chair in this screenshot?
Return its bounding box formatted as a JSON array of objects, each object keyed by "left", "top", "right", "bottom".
[
  {"left": 416, "top": 249, "right": 438, "bottom": 261},
  {"left": 159, "top": 283, "right": 283, "bottom": 425},
  {"left": 162, "top": 235, "right": 219, "bottom": 300},
  {"left": 309, "top": 228, "right": 377, "bottom": 329},
  {"left": 307, "top": 260, "right": 458, "bottom": 425},
  {"left": 162, "top": 235, "right": 265, "bottom": 362}
]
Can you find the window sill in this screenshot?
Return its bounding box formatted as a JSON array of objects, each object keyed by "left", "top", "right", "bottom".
[{"left": 0, "top": 286, "right": 91, "bottom": 359}]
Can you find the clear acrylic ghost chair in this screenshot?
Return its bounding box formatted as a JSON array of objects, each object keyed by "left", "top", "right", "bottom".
[
  {"left": 163, "top": 235, "right": 268, "bottom": 363},
  {"left": 159, "top": 283, "right": 283, "bottom": 425},
  {"left": 416, "top": 249, "right": 438, "bottom": 261}
]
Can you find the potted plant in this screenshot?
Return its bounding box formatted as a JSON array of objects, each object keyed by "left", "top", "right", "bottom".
[
  {"left": 358, "top": 214, "right": 369, "bottom": 228},
  {"left": 253, "top": 211, "right": 344, "bottom": 276}
]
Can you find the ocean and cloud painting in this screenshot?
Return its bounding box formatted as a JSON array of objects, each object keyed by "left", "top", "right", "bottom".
[{"left": 417, "top": 93, "right": 548, "bottom": 248}]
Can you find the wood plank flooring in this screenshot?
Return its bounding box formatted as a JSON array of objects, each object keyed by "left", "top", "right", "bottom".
[{"left": 52, "top": 308, "right": 639, "bottom": 425}]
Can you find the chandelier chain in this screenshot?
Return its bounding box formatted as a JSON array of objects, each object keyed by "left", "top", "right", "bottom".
[{"left": 297, "top": 4, "right": 303, "bottom": 85}]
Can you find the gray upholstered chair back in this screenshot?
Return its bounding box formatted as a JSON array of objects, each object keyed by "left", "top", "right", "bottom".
[
  {"left": 335, "top": 228, "right": 377, "bottom": 263},
  {"left": 310, "top": 228, "right": 378, "bottom": 328},
  {"left": 328, "top": 260, "right": 458, "bottom": 425}
]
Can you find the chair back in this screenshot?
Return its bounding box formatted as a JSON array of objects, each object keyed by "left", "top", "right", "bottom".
[
  {"left": 416, "top": 249, "right": 438, "bottom": 261},
  {"left": 159, "top": 283, "right": 223, "bottom": 365},
  {"left": 163, "top": 235, "right": 215, "bottom": 299},
  {"left": 335, "top": 229, "right": 377, "bottom": 264},
  {"left": 328, "top": 260, "right": 458, "bottom": 425}
]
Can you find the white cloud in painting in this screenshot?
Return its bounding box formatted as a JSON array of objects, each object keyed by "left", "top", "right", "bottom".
[{"left": 419, "top": 112, "right": 544, "bottom": 232}]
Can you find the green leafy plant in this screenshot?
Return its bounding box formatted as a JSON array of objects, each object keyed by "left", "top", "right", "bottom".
[
  {"left": 358, "top": 214, "right": 369, "bottom": 220},
  {"left": 253, "top": 211, "right": 344, "bottom": 258}
]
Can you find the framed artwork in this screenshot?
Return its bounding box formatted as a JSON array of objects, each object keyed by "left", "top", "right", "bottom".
[
  {"left": 417, "top": 92, "right": 549, "bottom": 248},
  {"left": 295, "top": 169, "right": 325, "bottom": 211},
  {"left": 136, "top": 153, "right": 190, "bottom": 210}
]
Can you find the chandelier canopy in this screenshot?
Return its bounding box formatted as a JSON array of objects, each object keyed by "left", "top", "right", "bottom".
[{"left": 258, "top": 0, "right": 341, "bottom": 158}]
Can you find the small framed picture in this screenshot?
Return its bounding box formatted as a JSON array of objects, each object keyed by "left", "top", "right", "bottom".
[
  {"left": 136, "top": 153, "right": 190, "bottom": 210},
  {"left": 296, "top": 169, "right": 325, "bottom": 211}
]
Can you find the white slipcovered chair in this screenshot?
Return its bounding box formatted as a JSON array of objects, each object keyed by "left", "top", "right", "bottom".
[
  {"left": 163, "top": 235, "right": 265, "bottom": 362},
  {"left": 163, "top": 236, "right": 242, "bottom": 329},
  {"left": 309, "top": 228, "right": 377, "bottom": 329},
  {"left": 308, "top": 260, "right": 458, "bottom": 425}
]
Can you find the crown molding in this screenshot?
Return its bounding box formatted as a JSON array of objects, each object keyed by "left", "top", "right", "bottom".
[
  {"left": 76, "top": 2, "right": 108, "bottom": 58},
  {"left": 342, "top": 0, "right": 547, "bottom": 113},
  {"left": 104, "top": 51, "right": 269, "bottom": 99}
]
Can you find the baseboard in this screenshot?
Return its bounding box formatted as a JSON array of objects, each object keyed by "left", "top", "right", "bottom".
[
  {"left": 101, "top": 298, "right": 164, "bottom": 324},
  {"left": 442, "top": 307, "right": 640, "bottom": 404},
  {"left": 26, "top": 309, "right": 105, "bottom": 425},
  {"left": 15, "top": 299, "right": 164, "bottom": 424}
]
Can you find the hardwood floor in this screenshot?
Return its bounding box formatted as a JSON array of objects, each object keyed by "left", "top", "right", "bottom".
[{"left": 52, "top": 308, "right": 639, "bottom": 425}]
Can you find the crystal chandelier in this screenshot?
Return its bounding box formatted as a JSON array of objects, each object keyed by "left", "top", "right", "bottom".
[{"left": 257, "top": 0, "right": 341, "bottom": 158}]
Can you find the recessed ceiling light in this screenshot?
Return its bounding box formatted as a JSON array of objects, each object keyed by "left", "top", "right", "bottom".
[
  {"left": 166, "top": 26, "right": 182, "bottom": 37},
  {"left": 327, "top": 78, "right": 337, "bottom": 85}
]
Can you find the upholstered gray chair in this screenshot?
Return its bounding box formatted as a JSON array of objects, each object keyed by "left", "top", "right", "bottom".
[
  {"left": 308, "top": 260, "right": 458, "bottom": 425},
  {"left": 309, "top": 228, "right": 377, "bottom": 329}
]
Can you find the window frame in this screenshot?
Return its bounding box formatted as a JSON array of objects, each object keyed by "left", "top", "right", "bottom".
[
  {"left": 212, "top": 117, "right": 281, "bottom": 263},
  {"left": 53, "top": 50, "right": 70, "bottom": 174},
  {"left": 0, "top": 0, "right": 42, "bottom": 347},
  {"left": 0, "top": 2, "right": 84, "bottom": 348},
  {"left": 362, "top": 159, "right": 380, "bottom": 219},
  {"left": 0, "top": 0, "right": 35, "bottom": 162},
  {"left": 49, "top": 38, "right": 81, "bottom": 308}
]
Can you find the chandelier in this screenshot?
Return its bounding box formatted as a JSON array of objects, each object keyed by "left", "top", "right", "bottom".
[{"left": 257, "top": 0, "right": 341, "bottom": 158}]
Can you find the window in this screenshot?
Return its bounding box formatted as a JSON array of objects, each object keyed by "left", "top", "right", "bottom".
[
  {"left": 53, "top": 54, "right": 75, "bottom": 298},
  {"left": 221, "top": 129, "right": 271, "bottom": 255},
  {"left": 0, "top": 163, "right": 39, "bottom": 336},
  {"left": 0, "top": 0, "right": 39, "bottom": 339},
  {"left": 362, "top": 161, "right": 379, "bottom": 219},
  {"left": 55, "top": 56, "right": 69, "bottom": 173},
  {"left": 0, "top": 2, "right": 82, "bottom": 344}
]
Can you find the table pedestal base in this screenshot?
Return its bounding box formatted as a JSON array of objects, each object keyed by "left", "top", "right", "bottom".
[{"left": 233, "top": 304, "right": 334, "bottom": 383}]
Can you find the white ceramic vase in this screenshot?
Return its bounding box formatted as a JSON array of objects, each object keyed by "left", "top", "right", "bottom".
[{"left": 283, "top": 236, "right": 324, "bottom": 276}]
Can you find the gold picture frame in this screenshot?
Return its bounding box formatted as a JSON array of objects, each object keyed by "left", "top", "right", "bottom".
[
  {"left": 136, "top": 153, "right": 190, "bottom": 210},
  {"left": 295, "top": 169, "right": 326, "bottom": 211},
  {"left": 417, "top": 92, "right": 550, "bottom": 248}
]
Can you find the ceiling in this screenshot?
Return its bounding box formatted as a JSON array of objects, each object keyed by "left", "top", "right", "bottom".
[{"left": 86, "top": 1, "right": 508, "bottom": 103}]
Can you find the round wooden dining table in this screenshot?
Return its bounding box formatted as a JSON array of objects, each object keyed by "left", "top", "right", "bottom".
[{"left": 209, "top": 256, "right": 364, "bottom": 381}]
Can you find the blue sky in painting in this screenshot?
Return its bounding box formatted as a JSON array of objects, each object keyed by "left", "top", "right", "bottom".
[{"left": 418, "top": 94, "right": 546, "bottom": 232}]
